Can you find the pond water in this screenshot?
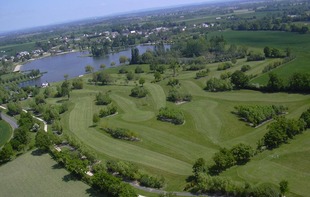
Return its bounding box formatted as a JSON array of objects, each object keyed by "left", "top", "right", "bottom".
[{"left": 20, "top": 45, "right": 169, "bottom": 86}]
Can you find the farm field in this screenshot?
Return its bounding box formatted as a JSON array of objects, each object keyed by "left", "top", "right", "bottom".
[
  {"left": 0, "top": 120, "right": 12, "bottom": 147},
  {"left": 208, "top": 31, "right": 310, "bottom": 85},
  {"left": 0, "top": 151, "right": 101, "bottom": 197},
  {"left": 48, "top": 43, "right": 310, "bottom": 196}
]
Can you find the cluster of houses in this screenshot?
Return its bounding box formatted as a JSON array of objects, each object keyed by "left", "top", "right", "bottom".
[{"left": 0, "top": 49, "right": 44, "bottom": 63}]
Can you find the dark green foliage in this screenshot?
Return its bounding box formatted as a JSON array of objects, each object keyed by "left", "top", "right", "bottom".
[
  {"left": 92, "top": 170, "right": 137, "bottom": 197},
  {"left": 150, "top": 64, "right": 166, "bottom": 74},
  {"left": 10, "top": 127, "right": 31, "bottom": 151},
  {"left": 263, "top": 117, "right": 305, "bottom": 149},
  {"left": 43, "top": 107, "right": 60, "bottom": 124},
  {"left": 205, "top": 78, "right": 233, "bottom": 92},
  {"left": 250, "top": 183, "right": 280, "bottom": 197},
  {"left": 130, "top": 48, "right": 140, "bottom": 64},
  {"left": 154, "top": 72, "right": 162, "bottom": 82},
  {"left": 103, "top": 127, "right": 139, "bottom": 141},
  {"left": 167, "top": 88, "right": 192, "bottom": 103},
  {"left": 134, "top": 66, "right": 144, "bottom": 74},
  {"left": 231, "top": 70, "right": 249, "bottom": 89},
  {"left": 266, "top": 73, "right": 283, "bottom": 92},
  {"left": 34, "top": 94, "right": 46, "bottom": 105},
  {"left": 167, "top": 78, "right": 180, "bottom": 87},
  {"left": 52, "top": 120, "right": 63, "bottom": 134},
  {"left": 106, "top": 160, "right": 139, "bottom": 180},
  {"left": 118, "top": 67, "right": 128, "bottom": 74},
  {"left": 187, "top": 64, "right": 205, "bottom": 71},
  {"left": 192, "top": 158, "right": 207, "bottom": 179},
  {"left": 58, "top": 102, "right": 69, "bottom": 114},
  {"left": 234, "top": 105, "right": 287, "bottom": 127},
  {"left": 60, "top": 80, "right": 71, "bottom": 98},
  {"left": 0, "top": 143, "right": 14, "bottom": 163},
  {"left": 130, "top": 87, "right": 148, "bottom": 98},
  {"left": 35, "top": 131, "right": 55, "bottom": 151},
  {"left": 279, "top": 180, "right": 289, "bottom": 196},
  {"left": 18, "top": 112, "right": 35, "bottom": 128},
  {"left": 241, "top": 65, "right": 251, "bottom": 72},
  {"left": 7, "top": 102, "right": 22, "bottom": 116},
  {"left": 195, "top": 69, "right": 209, "bottom": 79},
  {"left": 231, "top": 143, "right": 253, "bottom": 165},
  {"left": 288, "top": 72, "right": 310, "bottom": 93},
  {"left": 93, "top": 113, "right": 100, "bottom": 125},
  {"left": 72, "top": 78, "right": 83, "bottom": 89},
  {"left": 139, "top": 174, "right": 165, "bottom": 189},
  {"left": 99, "top": 104, "right": 117, "bottom": 117},
  {"left": 96, "top": 92, "right": 112, "bottom": 105},
  {"left": 262, "top": 61, "right": 282, "bottom": 73},
  {"left": 217, "top": 62, "right": 233, "bottom": 71},
  {"left": 300, "top": 108, "right": 310, "bottom": 128},
  {"left": 157, "top": 107, "right": 184, "bottom": 125},
  {"left": 247, "top": 52, "right": 265, "bottom": 61},
  {"left": 210, "top": 148, "right": 236, "bottom": 174},
  {"left": 126, "top": 71, "right": 135, "bottom": 81},
  {"left": 94, "top": 71, "right": 113, "bottom": 85}
]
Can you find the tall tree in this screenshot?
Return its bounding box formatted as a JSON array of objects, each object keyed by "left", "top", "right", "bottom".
[{"left": 130, "top": 48, "right": 140, "bottom": 64}]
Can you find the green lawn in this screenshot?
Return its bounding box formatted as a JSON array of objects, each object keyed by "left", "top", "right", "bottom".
[
  {"left": 0, "top": 120, "right": 12, "bottom": 147},
  {"left": 0, "top": 151, "right": 103, "bottom": 197},
  {"left": 48, "top": 57, "right": 310, "bottom": 195}
]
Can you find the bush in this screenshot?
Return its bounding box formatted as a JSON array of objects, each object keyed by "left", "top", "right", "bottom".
[
  {"left": 99, "top": 104, "right": 117, "bottom": 117},
  {"left": 187, "top": 64, "right": 206, "bottom": 71},
  {"left": 157, "top": 107, "right": 184, "bottom": 125},
  {"left": 72, "top": 78, "right": 83, "bottom": 89},
  {"left": 234, "top": 105, "right": 287, "bottom": 126},
  {"left": 205, "top": 78, "right": 233, "bottom": 92},
  {"left": 167, "top": 88, "right": 192, "bottom": 103},
  {"left": 217, "top": 62, "right": 233, "bottom": 71},
  {"left": 130, "top": 87, "right": 148, "bottom": 98},
  {"left": 106, "top": 160, "right": 139, "bottom": 180},
  {"left": 135, "top": 66, "right": 144, "bottom": 73},
  {"left": 241, "top": 65, "right": 251, "bottom": 72},
  {"left": 300, "top": 108, "right": 310, "bottom": 128},
  {"left": 167, "top": 78, "right": 180, "bottom": 86},
  {"left": 103, "top": 127, "right": 139, "bottom": 141},
  {"left": 195, "top": 69, "right": 209, "bottom": 79},
  {"left": 96, "top": 92, "right": 112, "bottom": 105},
  {"left": 247, "top": 52, "right": 265, "bottom": 61},
  {"left": 118, "top": 67, "right": 128, "bottom": 74},
  {"left": 139, "top": 174, "right": 165, "bottom": 189}
]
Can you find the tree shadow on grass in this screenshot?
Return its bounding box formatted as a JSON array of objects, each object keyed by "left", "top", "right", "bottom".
[
  {"left": 62, "top": 173, "right": 79, "bottom": 182},
  {"left": 31, "top": 149, "right": 47, "bottom": 156},
  {"left": 86, "top": 188, "right": 107, "bottom": 197},
  {"left": 56, "top": 99, "right": 69, "bottom": 103},
  {"left": 51, "top": 163, "right": 63, "bottom": 169}
]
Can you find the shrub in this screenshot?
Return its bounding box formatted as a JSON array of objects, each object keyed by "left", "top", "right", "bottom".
[
  {"left": 217, "top": 62, "right": 233, "bottom": 71},
  {"left": 130, "top": 87, "right": 148, "bottom": 98},
  {"left": 139, "top": 174, "right": 165, "bottom": 189},
  {"left": 96, "top": 92, "right": 112, "bottom": 105},
  {"left": 247, "top": 52, "right": 265, "bottom": 61},
  {"left": 167, "top": 78, "right": 180, "bottom": 87},
  {"left": 195, "top": 69, "right": 209, "bottom": 79},
  {"left": 99, "top": 104, "right": 117, "bottom": 117},
  {"left": 106, "top": 160, "right": 139, "bottom": 180},
  {"left": 103, "top": 127, "right": 139, "bottom": 141},
  {"left": 205, "top": 78, "right": 233, "bottom": 92},
  {"left": 241, "top": 65, "right": 251, "bottom": 72},
  {"left": 167, "top": 88, "right": 192, "bottom": 103},
  {"left": 157, "top": 107, "right": 184, "bottom": 125},
  {"left": 135, "top": 66, "right": 144, "bottom": 73}
]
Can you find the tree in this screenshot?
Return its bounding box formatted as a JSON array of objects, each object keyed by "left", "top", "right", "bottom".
[
  {"left": 119, "top": 56, "right": 128, "bottom": 64},
  {"left": 131, "top": 87, "right": 148, "bottom": 98},
  {"left": 267, "top": 73, "right": 283, "bottom": 92},
  {"left": 97, "top": 72, "right": 113, "bottom": 85},
  {"left": 279, "top": 180, "right": 289, "bottom": 197},
  {"left": 300, "top": 108, "right": 310, "bottom": 128},
  {"left": 231, "top": 70, "right": 249, "bottom": 89},
  {"left": 35, "top": 131, "right": 54, "bottom": 151},
  {"left": 130, "top": 48, "right": 140, "bottom": 64},
  {"left": 192, "top": 158, "right": 207, "bottom": 179},
  {"left": 110, "top": 62, "right": 116, "bottom": 67},
  {"left": 85, "top": 65, "right": 94, "bottom": 73},
  {"left": 96, "top": 92, "right": 112, "bottom": 105},
  {"left": 126, "top": 71, "right": 135, "bottom": 81},
  {"left": 230, "top": 143, "right": 253, "bottom": 165},
  {"left": 211, "top": 148, "right": 235, "bottom": 174},
  {"left": 100, "top": 64, "right": 106, "bottom": 70},
  {"left": 93, "top": 113, "right": 100, "bottom": 125},
  {"left": 139, "top": 77, "right": 145, "bottom": 86},
  {"left": 7, "top": 102, "right": 22, "bottom": 116},
  {"left": 72, "top": 78, "right": 83, "bottom": 89},
  {"left": 264, "top": 46, "right": 271, "bottom": 57},
  {"left": 154, "top": 72, "right": 162, "bottom": 82},
  {"left": 206, "top": 78, "right": 233, "bottom": 92},
  {"left": 0, "top": 143, "right": 14, "bottom": 162},
  {"left": 61, "top": 80, "right": 71, "bottom": 99}
]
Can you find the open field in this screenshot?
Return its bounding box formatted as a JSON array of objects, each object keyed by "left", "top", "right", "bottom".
[
  {"left": 209, "top": 31, "right": 310, "bottom": 85},
  {"left": 0, "top": 42, "right": 36, "bottom": 56},
  {"left": 49, "top": 46, "right": 310, "bottom": 195},
  {"left": 0, "top": 120, "right": 12, "bottom": 147},
  {"left": 0, "top": 150, "right": 102, "bottom": 197}
]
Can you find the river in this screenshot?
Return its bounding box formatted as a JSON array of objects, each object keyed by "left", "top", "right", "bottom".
[{"left": 20, "top": 45, "right": 169, "bottom": 86}]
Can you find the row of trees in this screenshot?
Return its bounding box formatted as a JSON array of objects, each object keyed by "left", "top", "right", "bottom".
[
  {"left": 103, "top": 127, "right": 139, "bottom": 141},
  {"left": 234, "top": 105, "right": 287, "bottom": 127}
]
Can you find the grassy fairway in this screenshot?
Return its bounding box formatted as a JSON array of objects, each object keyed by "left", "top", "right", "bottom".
[
  {"left": 54, "top": 68, "right": 309, "bottom": 195},
  {"left": 0, "top": 120, "right": 12, "bottom": 147},
  {"left": 42, "top": 31, "right": 310, "bottom": 196},
  {"left": 0, "top": 151, "right": 100, "bottom": 197}
]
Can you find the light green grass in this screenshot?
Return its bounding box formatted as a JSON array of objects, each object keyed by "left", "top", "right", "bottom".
[
  {"left": 0, "top": 151, "right": 99, "bottom": 197},
  {"left": 0, "top": 120, "right": 12, "bottom": 147}
]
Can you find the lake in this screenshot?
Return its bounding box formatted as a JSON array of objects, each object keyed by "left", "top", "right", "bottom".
[{"left": 20, "top": 45, "right": 169, "bottom": 86}]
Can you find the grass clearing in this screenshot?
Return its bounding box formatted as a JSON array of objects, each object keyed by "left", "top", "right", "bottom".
[
  {"left": 0, "top": 120, "right": 12, "bottom": 147},
  {"left": 0, "top": 151, "right": 100, "bottom": 197}
]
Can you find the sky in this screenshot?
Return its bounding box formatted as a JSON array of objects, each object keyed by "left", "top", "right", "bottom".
[{"left": 0, "top": 0, "right": 213, "bottom": 33}]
